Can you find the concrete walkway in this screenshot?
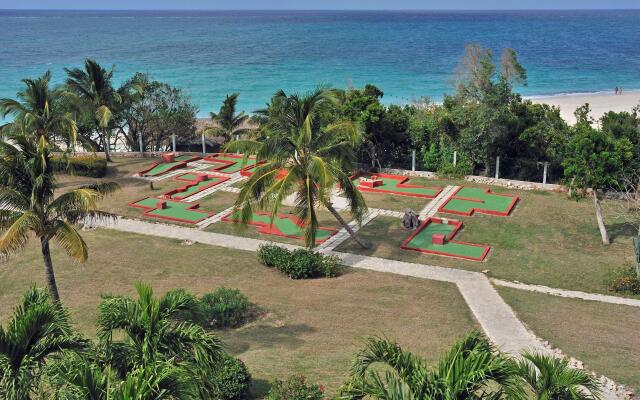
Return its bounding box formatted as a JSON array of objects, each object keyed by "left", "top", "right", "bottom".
[{"left": 419, "top": 185, "right": 460, "bottom": 219}]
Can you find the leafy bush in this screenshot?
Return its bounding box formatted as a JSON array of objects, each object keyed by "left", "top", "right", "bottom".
[
  {"left": 266, "top": 375, "right": 324, "bottom": 400},
  {"left": 256, "top": 244, "right": 342, "bottom": 279},
  {"left": 53, "top": 155, "right": 108, "bottom": 177},
  {"left": 210, "top": 353, "right": 252, "bottom": 400},
  {"left": 607, "top": 265, "right": 640, "bottom": 295},
  {"left": 199, "top": 287, "right": 250, "bottom": 329}
]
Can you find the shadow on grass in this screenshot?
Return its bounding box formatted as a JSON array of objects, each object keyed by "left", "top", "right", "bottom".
[
  {"left": 250, "top": 378, "right": 271, "bottom": 399},
  {"left": 607, "top": 222, "right": 639, "bottom": 244},
  {"left": 224, "top": 323, "right": 316, "bottom": 354}
]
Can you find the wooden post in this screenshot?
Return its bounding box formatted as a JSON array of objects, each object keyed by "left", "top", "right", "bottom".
[
  {"left": 543, "top": 161, "right": 548, "bottom": 185},
  {"left": 411, "top": 150, "right": 416, "bottom": 172},
  {"left": 495, "top": 156, "right": 500, "bottom": 179}
]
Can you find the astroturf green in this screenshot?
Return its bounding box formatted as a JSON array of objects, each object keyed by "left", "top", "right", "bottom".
[
  {"left": 207, "top": 156, "right": 257, "bottom": 173},
  {"left": 144, "top": 161, "right": 182, "bottom": 176},
  {"left": 227, "top": 211, "right": 334, "bottom": 240},
  {"left": 353, "top": 177, "right": 440, "bottom": 196},
  {"left": 443, "top": 187, "right": 514, "bottom": 214},
  {"left": 169, "top": 177, "right": 224, "bottom": 198},
  {"left": 175, "top": 155, "right": 195, "bottom": 161},
  {"left": 133, "top": 198, "right": 207, "bottom": 222},
  {"left": 405, "top": 221, "right": 486, "bottom": 259},
  {"left": 176, "top": 173, "right": 199, "bottom": 181}
]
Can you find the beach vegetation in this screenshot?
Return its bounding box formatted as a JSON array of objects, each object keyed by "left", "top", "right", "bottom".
[{"left": 208, "top": 93, "right": 254, "bottom": 142}]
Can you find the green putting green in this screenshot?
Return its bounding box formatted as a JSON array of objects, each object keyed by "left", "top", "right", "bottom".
[
  {"left": 208, "top": 156, "right": 258, "bottom": 173},
  {"left": 144, "top": 161, "right": 183, "bottom": 176},
  {"left": 402, "top": 218, "right": 489, "bottom": 261},
  {"left": 352, "top": 175, "right": 441, "bottom": 197},
  {"left": 441, "top": 187, "right": 516, "bottom": 216},
  {"left": 176, "top": 173, "right": 200, "bottom": 181},
  {"left": 168, "top": 177, "right": 225, "bottom": 199},
  {"left": 225, "top": 211, "right": 336, "bottom": 242},
  {"left": 132, "top": 198, "right": 208, "bottom": 222},
  {"left": 175, "top": 155, "right": 196, "bottom": 161}
]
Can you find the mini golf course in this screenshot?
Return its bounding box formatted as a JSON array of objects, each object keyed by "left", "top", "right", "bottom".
[
  {"left": 129, "top": 197, "right": 213, "bottom": 224},
  {"left": 352, "top": 173, "right": 442, "bottom": 198},
  {"left": 138, "top": 154, "right": 201, "bottom": 177},
  {"left": 439, "top": 187, "right": 519, "bottom": 217},
  {"left": 222, "top": 211, "right": 338, "bottom": 244},
  {"left": 400, "top": 217, "right": 490, "bottom": 261},
  {"left": 204, "top": 153, "right": 259, "bottom": 174},
  {"left": 165, "top": 173, "right": 229, "bottom": 200}
]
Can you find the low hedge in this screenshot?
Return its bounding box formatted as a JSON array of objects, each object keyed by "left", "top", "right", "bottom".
[
  {"left": 265, "top": 375, "right": 324, "bottom": 400},
  {"left": 257, "top": 244, "right": 342, "bottom": 279},
  {"left": 210, "top": 353, "right": 252, "bottom": 400},
  {"left": 53, "top": 155, "right": 108, "bottom": 178},
  {"left": 199, "top": 287, "right": 251, "bottom": 329}
]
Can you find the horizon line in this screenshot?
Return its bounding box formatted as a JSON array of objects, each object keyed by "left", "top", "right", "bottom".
[{"left": 2, "top": 8, "right": 640, "bottom": 11}]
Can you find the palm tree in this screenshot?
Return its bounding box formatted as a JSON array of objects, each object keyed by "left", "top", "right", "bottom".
[
  {"left": 65, "top": 59, "right": 120, "bottom": 162},
  {"left": 0, "top": 71, "right": 77, "bottom": 146},
  {"left": 512, "top": 352, "right": 602, "bottom": 400},
  {"left": 0, "top": 133, "right": 119, "bottom": 302},
  {"left": 340, "top": 331, "right": 524, "bottom": 400},
  {"left": 207, "top": 93, "right": 253, "bottom": 142},
  {"left": 97, "top": 283, "right": 222, "bottom": 395},
  {"left": 0, "top": 286, "right": 87, "bottom": 400},
  {"left": 227, "top": 88, "right": 371, "bottom": 249}
]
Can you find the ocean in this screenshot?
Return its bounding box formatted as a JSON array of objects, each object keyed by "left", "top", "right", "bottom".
[{"left": 1, "top": 9, "right": 639, "bottom": 116}]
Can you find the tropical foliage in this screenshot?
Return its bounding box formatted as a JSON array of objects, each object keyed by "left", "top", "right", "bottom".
[{"left": 208, "top": 93, "right": 253, "bottom": 141}]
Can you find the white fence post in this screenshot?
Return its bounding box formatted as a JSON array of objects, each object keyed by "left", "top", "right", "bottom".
[
  {"left": 543, "top": 161, "right": 548, "bottom": 185},
  {"left": 201, "top": 133, "right": 206, "bottom": 155},
  {"left": 411, "top": 150, "right": 416, "bottom": 172},
  {"left": 453, "top": 151, "right": 457, "bottom": 166},
  {"left": 138, "top": 132, "right": 143, "bottom": 154},
  {"left": 172, "top": 133, "right": 176, "bottom": 152},
  {"left": 495, "top": 156, "right": 500, "bottom": 179}
]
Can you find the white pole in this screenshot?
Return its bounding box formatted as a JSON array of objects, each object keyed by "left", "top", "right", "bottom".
[
  {"left": 411, "top": 150, "right": 416, "bottom": 172},
  {"left": 495, "top": 156, "right": 500, "bottom": 179},
  {"left": 138, "top": 132, "right": 143, "bottom": 154},
  {"left": 201, "top": 133, "right": 206, "bottom": 155},
  {"left": 453, "top": 151, "right": 457, "bottom": 166},
  {"left": 543, "top": 161, "right": 548, "bottom": 185},
  {"left": 172, "top": 133, "right": 176, "bottom": 152}
]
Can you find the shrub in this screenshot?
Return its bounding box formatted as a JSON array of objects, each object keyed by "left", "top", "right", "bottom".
[
  {"left": 210, "top": 353, "right": 252, "bottom": 400},
  {"left": 257, "top": 244, "right": 291, "bottom": 267},
  {"left": 266, "top": 375, "right": 324, "bottom": 400},
  {"left": 199, "top": 287, "right": 250, "bottom": 329},
  {"left": 607, "top": 265, "right": 640, "bottom": 295},
  {"left": 53, "top": 155, "right": 108, "bottom": 177},
  {"left": 257, "top": 245, "right": 343, "bottom": 279}
]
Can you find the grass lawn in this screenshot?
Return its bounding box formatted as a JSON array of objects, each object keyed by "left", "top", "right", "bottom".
[
  {"left": 0, "top": 229, "right": 477, "bottom": 396},
  {"left": 498, "top": 287, "right": 640, "bottom": 393},
  {"left": 337, "top": 188, "right": 639, "bottom": 296},
  {"left": 359, "top": 191, "right": 430, "bottom": 212}
]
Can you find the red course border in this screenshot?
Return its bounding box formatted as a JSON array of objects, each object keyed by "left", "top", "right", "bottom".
[
  {"left": 221, "top": 211, "right": 339, "bottom": 244},
  {"left": 400, "top": 217, "right": 490, "bottom": 262},
  {"left": 163, "top": 173, "right": 230, "bottom": 200},
  {"left": 128, "top": 197, "right": 213, "bottom": 224},
  {"left": 351, "top": 172, "right": 443, "bottom": 199},
  {"left": 438, "top": 187, "right": 519, "bottom": 217},
  {"left": 137, "top": 154, "right": 202, "bottom": 177}
]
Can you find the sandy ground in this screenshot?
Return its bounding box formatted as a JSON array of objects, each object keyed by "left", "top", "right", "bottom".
[{"left": 530, "top": 90, "right": 640, "bottom": 125}]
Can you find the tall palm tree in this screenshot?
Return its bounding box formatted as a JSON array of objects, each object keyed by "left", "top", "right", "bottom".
[
  {"left": 0, "top": 71, "right": 77, "bottom": 146},
  {"left": 512, "top": 352, "right": 602, "bottom": 400},
  {"left": 65, "top": 59, "right": 120, "bottom": 162},
  {"left": 0, "top": 133, "right": 119, "bottom": 302},
  {"left": 227, "top": 88, "right": 371, "bottom": 249},
  {"left": 207, "top": 93, "right": 253, "bottom": 142},
  {"left": 340, "top": 331, "right": 524, "bottom": 400},
  {"left": 0, "top": 286, "right": 87, "bottom": 400},
  {"left": 97, "top": 283, "right": 222, "bottom": 396}
]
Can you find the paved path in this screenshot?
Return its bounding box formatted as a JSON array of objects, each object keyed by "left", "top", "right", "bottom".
[
  {"left": 419, "top": 185, "right": 460, "bottom": 219},
  {"left": 493, "top": 279, "right": 640, "bottom": 308}
]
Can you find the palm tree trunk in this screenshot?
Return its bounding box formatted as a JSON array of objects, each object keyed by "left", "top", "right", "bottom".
[
  {"left": 102, "top": 129, "right": 112, "bottom": 162},
  {"left": 325, "top": 203, "right": 372, "bottom": 249},
  {"left": 40, "top": 237, "right": 61, "bottom": 302},
  {"left": 593, "top": 190, "right": 610, "bottom": 245}
]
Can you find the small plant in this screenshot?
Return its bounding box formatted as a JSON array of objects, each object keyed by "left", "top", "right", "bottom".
[
  {"left": 266, "top": 375, "right": 325, "bottom": 400},
  {"left": 210, "top": 353, "right": 252, "bottom": 400},
  {"left": 607, "top": 264, "right": 640, "bottom": 295},
  {"left": 199, "top": 287, "right": 251, "bottom": 329},
  {"left": 256, "top": 244, "right": 343, "bottom": 279}
]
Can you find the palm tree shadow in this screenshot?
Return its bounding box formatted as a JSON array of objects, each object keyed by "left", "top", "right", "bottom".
[
  {"left": 223, "top": 323, "right": 316, "bottom": 354},
  {"left": 607, "top": 222, "right": 638, "bottom": 243}
]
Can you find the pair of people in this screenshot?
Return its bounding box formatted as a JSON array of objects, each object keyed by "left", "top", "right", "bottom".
[{"left": 615, "top": 86, "right": 624, "bottom": 95}]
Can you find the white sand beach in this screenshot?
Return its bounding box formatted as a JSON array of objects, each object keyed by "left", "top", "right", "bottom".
[{"left": 530, "top": 90, "right": 640, "bottom": 125}]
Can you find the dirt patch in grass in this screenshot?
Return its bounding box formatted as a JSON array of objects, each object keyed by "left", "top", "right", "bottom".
[
  {"left": 0, "top": 229, "right": 477, "bottom": 396},
  {"left": 497, "top": 287, "right": 640, "bottom": 393}
]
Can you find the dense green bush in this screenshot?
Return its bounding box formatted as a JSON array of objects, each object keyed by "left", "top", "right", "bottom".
[
  {"left": 265, "top": 375, "right": 324, "bottom": 400},
  {"left": 53, "top": 155, "right": 108, "bottom": 177},
  {"left": 199, "top": 287, "right": 250, "bottom": 329},
  {"left": 210, "top": 353, "right": 252, "bottom": 400},
  {"left": 607, "top": 265, "right": 640, "bottom": 295},
  {"left": 257, "top": 244, "right": 342, "bottom": 279}
]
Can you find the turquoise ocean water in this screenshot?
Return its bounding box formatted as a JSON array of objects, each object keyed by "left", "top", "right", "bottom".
[{"left": 1, "top": 10, "right": 639, "bottom": 116}]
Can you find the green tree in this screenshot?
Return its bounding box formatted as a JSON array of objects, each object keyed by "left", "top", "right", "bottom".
[
  {"left": 65, "top": 59, "right": 121, "bottom": 162},
  {"left": 97, "top": 283, "right": 222, "bottom": 397},
  {"left": 512, "top": 352, "right": 602, "bottom": 400},
  {"left": 0, "top": 71, "right": 78, "bottom": 146},
  {"left": 0, "top": 133, "right": 118, "bottom": 301},
  {"left": 207, "top": 93, "right": 253, "bottom": 142},
  {"left": 227, "top": 88, "right": 371, "bottom": 249},
  {"left": 339, "top": 331, "right": 523, "bottom": 400},
  {"left": 0, "top": 287, "right": 86, "bottom": 400},
  {"left": 563, "top": 108, "right": 632, "bottom": 245}
]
